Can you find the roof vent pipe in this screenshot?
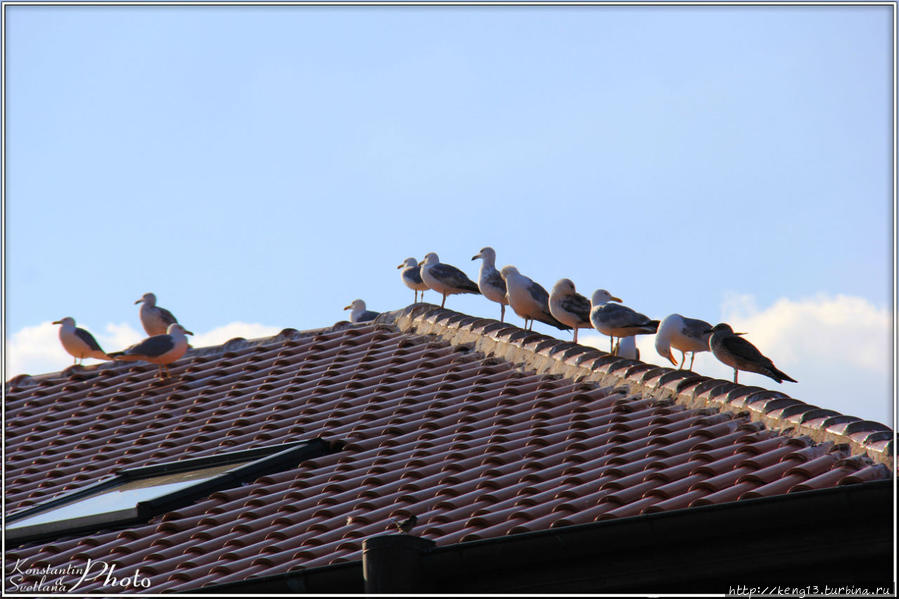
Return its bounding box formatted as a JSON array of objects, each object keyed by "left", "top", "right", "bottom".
[{"left": 362, "top": 534, "right": 435, "bottom": 593}]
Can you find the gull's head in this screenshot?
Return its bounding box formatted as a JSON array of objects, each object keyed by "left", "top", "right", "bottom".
[
  {"left": 708, "top": 322, "right": 746, "bottom": 336},
  {"left": 499, "top": 265, "right": 519, "bottom": 279},
  {"left": 653, "top": 323, "right": 677, "bottom": 366},
  {"left": 136, "top": 292, "right": 157, "bottom": 306},
  {"left": 53, "top": 317, "right": 76, "bottom": 327},
  {"left": 167, "top": 323, "right": 191, "bottom": 336},
  {"left": 344, "top": 299, "right": 366, "bottom": 311},
  {"left": 472, "top": 246, "right": 496, "bottom": 262},
  {"left": 591, "top": 289, "right": 622, "bottom": 305},
  {"left": 552, "top": 278, "right": 576, "bottom": 295},
  {"left": 422, "top": 252, "right": 439, "bottom": 265},
  {"left": 398, "top": 257, "right": 418, "bottom": 269}
]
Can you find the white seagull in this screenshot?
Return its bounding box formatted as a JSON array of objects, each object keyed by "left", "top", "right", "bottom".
[
  {"left": 397, "top": 257, "right": 429, "bottom": 303},
  {"left": 420, "top": 252, "right": 480, "bottom": 308},
  {"left": 135, "top": 292, "right": 193, "bottom": 336},
  {"left": 708, "top": 323, "right": 797, "bottom": 385},
  {"left": 344, "top": 299, "right": 379, "bottom": 323},
  {"left": 500, "top": 266, "right": 570, "bottom": 331},
  {"left": 589, "top": 289, "right": 659, "bottom": 355},
  {"left": 52, "top": 317, "right": 110, "bottom": 365},
  {"left": 111, "top": 323, "right": 192, "bottom": 379},
  {"left": 654, "top": 313, "right": 714, "bottom": 371},
  {"left": 617, "top": 335, "right": 639, "bottom": 360},
  {"left": 471, "top": 247, "right": 509, "bottom": 322},
  {"left": 548, "top": 278, "right": 592, "bottom": 343}
]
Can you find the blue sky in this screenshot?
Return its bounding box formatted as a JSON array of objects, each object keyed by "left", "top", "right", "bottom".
[{"left": 5, "top": 3, "right": 895, "bottom": 425}]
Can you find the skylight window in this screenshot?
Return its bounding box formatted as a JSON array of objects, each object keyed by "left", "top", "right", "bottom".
[{"left": 5, "top": 438, "right": 333, "bottom": 545}]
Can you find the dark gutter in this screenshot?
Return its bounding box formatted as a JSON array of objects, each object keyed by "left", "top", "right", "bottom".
[{"left": 198, "top": 480, "right": 894, "bottom": 594}]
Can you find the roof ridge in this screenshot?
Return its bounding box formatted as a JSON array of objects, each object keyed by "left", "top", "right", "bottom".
[
  {"left": 4, "top": 324, "right": 349, "bottom": 390},
  {"left": 389, "top": 303, "right": 894, "bottom": 466}
]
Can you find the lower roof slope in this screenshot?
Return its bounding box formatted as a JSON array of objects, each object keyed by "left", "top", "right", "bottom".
[{"left": 4, "top": 304, "right": 893, "bottom": 592}]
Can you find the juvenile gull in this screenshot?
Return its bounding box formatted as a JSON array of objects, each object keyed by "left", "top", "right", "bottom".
[
  {"left": 471, "top": 246, "right": 509, "bottom": 322},
  {"left": 500, "top": 266, "right": 570, "bottom": 331},
  {"left": 135, "top": 292, "right": 193, "bottom": 336},
  {"left": 110, "top": 323, "right": 192, "bottom": 378},
  {"left": 617, "top": 335, "right": 639, "bottom": 360},
  {"left": 420, "top": 252, "right": 480, "bottom": 308},
  {"left": 589, "top": 289, "right": 659, "bottom": 354},
  {"left": 708, "top": 323, "right": 797, "bottom": 384},
  {"left": 654, "top": 313, "right": 714, "bottom": 371},
  {"left": 398, "top": 257, "right": 429, "bottom": 303},
  {"left": 549, "top": 278, "right": 592, "bottom": 343},
  {"left": 52, "top": 317, "right": 110, "bottom": 364},
  {"left": 344, "top": 299, "right": 379, "bottom": 323}
]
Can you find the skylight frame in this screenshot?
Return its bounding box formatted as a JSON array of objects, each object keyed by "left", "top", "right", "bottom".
[{"left": 5, "top": 437, "right": 332, "bottom": 545}]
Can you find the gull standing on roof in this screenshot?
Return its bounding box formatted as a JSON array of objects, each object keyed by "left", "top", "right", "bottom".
[
  {"left": 471, "top": 247, "right": 509, "bottom": 322},
  {"left": 110, "top": 323, "right": 192, "bottom": 378},
  {"left": 617, "top": 335, "right": 639, "bottom": 360},
  {"left": 52, "top": 317, "right": 110, "bottom": 365},
  {"left": 708, "top": 323, "right": 797, "bottom": 384},
  {"left": 501, "top": 266, "right": 570, "bottom": 331},
  {"left": 549, "top": 278, "right": 592, "bottom": 343},
  {"left": 420, "top": 252, "right": 480, "bottom": 308},
  {"left": 590, "top": 289, "right": 659, "bottom": 355},
  {"left": 135, "top": 292, "right": 193, "bottom": 336},
  {"left": 654, "top": 313, "right": 713, "bottom": 371},
  {"left": 398, "top": 257, "right": 429, "bottom": 303},
  {"left": 344, "top": 299, "right": 379, "bottom": 323}
]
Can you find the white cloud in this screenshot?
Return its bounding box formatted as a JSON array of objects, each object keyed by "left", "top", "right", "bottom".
[
  {"left": 189, "top": 322, "right": 282, "bottom": 348},
  {"left": 5, "top": 321, "right": 282, "bottom": 380},
  {"left": 581, "top": 293, "right": 893, "bottom": 425}
]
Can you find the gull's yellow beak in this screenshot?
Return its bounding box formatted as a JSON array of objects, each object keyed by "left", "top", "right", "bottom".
[
  {"left": 343, "top": 305, "right": 352, "bottom": 311},
  {"left": 52, "top": 319, "right": 61, "bottom": 325},
  {"left": 134, "top": 298, "right": 143, "bottom": 305},
  {"left": 397, "top": 263, "right": 404, "bottom": 269},
  {"left": 666, "top": 350, "right": 678, "bottom": 366},
  {"left": 611, "top": 296, "right": 623, "bottom": 303}
]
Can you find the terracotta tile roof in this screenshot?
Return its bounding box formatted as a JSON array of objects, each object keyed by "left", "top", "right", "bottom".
[{"left": 4, "top": 304, "right": 894, "bottom": 592}]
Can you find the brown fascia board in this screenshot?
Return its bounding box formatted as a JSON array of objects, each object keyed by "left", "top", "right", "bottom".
[
  {"left": 196, "top": 479, "right": 893, "bottom": 595},
  {"left": 385, "top": 304, "right": 894, "bottom": 466}
]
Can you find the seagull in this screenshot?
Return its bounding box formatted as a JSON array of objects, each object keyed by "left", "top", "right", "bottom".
[
  {"left": 500, "top": 266, "right": 570, "bottom": 331},
  {"left": 394, "top": 514, "right": 417, "bottom": 534},
  {"left": 471, "top": 246, "right": 509, "bottom": 322},
  {"left": 397, "top": 257, "right": 429, "bottom": 303},
  {"left": 589, "top": 289, "right": 659, "bottom": 355},
  {"left": 52, "top": 317, "right": 110, "bottom": 365},
  {"left": 617, "top": 335, "right": 639, "bottom": 360},
  {"left": 654, "top": 313, "right": 714, "bottom": 371},
  {"left": 708, "top": 323, "right": 797, "bottom": 384},
  {"left": 135, "top": 292, "right": 193, "bottom": 336},
  {"left": 420, "top": 252, "right": 480, "bottom": 308},
  {"left": 110, "top": 323, "right": 192, "bottom": 378},
  {"left": 549, "top": 278, "right": 592, "bottom": 343},
  {"left": 344, "top": 299, "right": 379, "bottom": 323}
]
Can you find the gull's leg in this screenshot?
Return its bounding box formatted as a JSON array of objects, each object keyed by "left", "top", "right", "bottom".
[
  {"left": 500, "top": 304, "right": 505, "bottom": 323},
  {"left": 441, "top": 294, "right": 447, "bottom": 308},
  {"left": 678, "top": 351, "right": 686, "bottom": 370},
  {"left": 733, "top": 368, "right": 738, "bottom": 384},
  {"left": 689, "top": 352, "right": 696, "bottom": 371},
  {"left": 609, "top": 336, "right": 614, "bottom": 353},
  {"left": 573, "top": 328, "right": 578, "bottom": 344}
]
